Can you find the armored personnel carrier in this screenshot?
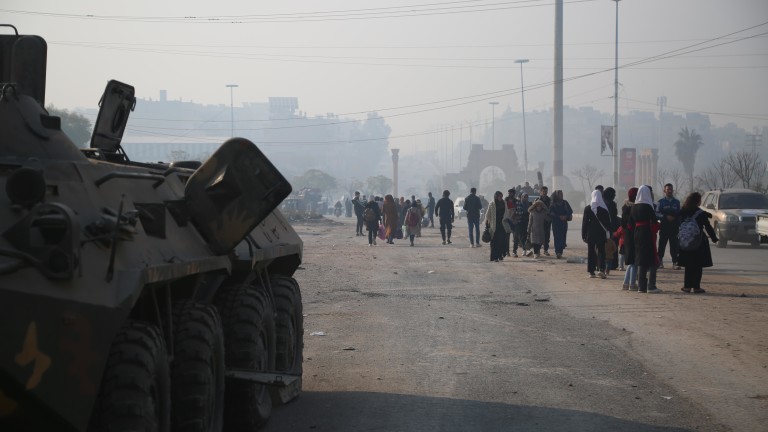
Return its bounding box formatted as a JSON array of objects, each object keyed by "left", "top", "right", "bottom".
[{"left": 0, "top": 26, "right": 304, "bottom": 432}]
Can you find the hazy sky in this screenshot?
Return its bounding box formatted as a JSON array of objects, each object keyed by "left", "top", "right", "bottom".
[{"left": 4, "top": 0, "right": 767, "bottom": 155}]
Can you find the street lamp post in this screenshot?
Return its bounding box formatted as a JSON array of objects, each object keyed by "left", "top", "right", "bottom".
[
  {"left": 515, "top": 59, "right": 530, "bottom": 183},
  {"left": 489, "top": 101, "right": 499, "bottom": 150},
  {"left": 225, "top": 84, "right": 238, "bottom": 137},
  {"left": 612, "top": 0, "right": 621, "bottom": 187}
]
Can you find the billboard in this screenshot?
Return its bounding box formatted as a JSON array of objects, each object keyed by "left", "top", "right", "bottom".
[{"left": 620, "top": 148, "right": 636, "bottom": 188}]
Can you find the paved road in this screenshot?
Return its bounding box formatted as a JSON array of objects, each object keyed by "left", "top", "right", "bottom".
[{"left": 263, "top": 216, "right": 766, "bottom": 432}]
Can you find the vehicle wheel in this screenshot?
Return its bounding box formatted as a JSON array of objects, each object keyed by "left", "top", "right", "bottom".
[
  {"left": 270, "top": 276, "right": 304, "bottom": 404},
  {"left": 715, "top": 224, "right": 727, "bottom": 248},
  {"left": 215, "top": 284, "right": 275, "bottom": 432},
  {"left": 171, "top": 301, "right": 225, "bottom": 432},
  {"left": 89, "top": 320, "right": 171, "bottom": 432}
]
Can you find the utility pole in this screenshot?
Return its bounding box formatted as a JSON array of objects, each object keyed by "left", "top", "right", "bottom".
[
  {"left": 225, "top": 84, "right": 238, "bottom": 137},
  {"left": 553, "top": 0, "right": 563, "bottom": 190},
  {"left": 516, "top": 59, "right": 530, "bottom": 183},
  {"left": 612, "top": 0, "right": 621, "bottom": 187},
  {"left": 489, "top": 102, "right": 499, "bottom": 150},
  {"left": 657, "top": 96, "right": 666, "bottom": 148}
]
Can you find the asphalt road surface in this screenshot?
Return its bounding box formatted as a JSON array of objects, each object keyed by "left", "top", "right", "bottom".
[{"left": 263, "top": 216, "right": 767, "bottom": 432}]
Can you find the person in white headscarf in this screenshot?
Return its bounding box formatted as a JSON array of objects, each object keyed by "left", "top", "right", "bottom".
[
  {"left": 581, "top": 189, "right": 612, "bottom": 278},
  {"left": 630, "top": 185, "right": 662, "bottom": 293}
]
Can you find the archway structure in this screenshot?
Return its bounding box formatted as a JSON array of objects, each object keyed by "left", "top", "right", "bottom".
[{"left": 444, "top": 144, "right": 520, "bottom": 194}]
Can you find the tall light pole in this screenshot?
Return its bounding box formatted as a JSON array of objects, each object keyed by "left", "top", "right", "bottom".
[
  {"left": 612, "top": 0, "right": 621, "bottom": 187},
  {"left": 225, "top": 84, "right": 238, "bottom": 137},
  {"left": 489, "top": 101, "right": 499, "bottom": 150},
  {"left": 515, "top": 59, "right": 530, "bottom": 183}
]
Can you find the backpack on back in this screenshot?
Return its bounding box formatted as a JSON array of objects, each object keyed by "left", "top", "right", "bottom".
[
  {"left": 364, "top": 207, "right": 376, "bottom": 223},
  {"left": 406, "top": 208, "right": 420, "bottom": 226},
  {"left": 678, "top": 210, "right": 702, "bottom": 251}
]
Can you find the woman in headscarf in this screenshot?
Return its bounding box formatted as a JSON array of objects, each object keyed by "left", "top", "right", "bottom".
[
  {"left": 677, "top": 192, "right": 718, "bottom": 293},
  {"left": 620, "top": 187, "right": 638, "bottom": 290},
  {"left": 364, "top": 196, "right": 381, "bottom": 246},
  {"left": 582, "top": 189, "right": 612, "bottom": 278},
  {"left": 602, "top": 187, "right": 620, "bottom": 272},
  {"left": 404, "top": 199, "right": 423, "bottom": 246},
  {"left": 527, "top": 198, "right": 550, "bottom": 259},
  {"left": 484, "top": 191, "right": 508, "bottom": 262},
  {"left": 629, "top": 185, "right": 661, "bottom": 293},
  {"left": 382, "top": 194, "right": 399, "bottom": 244},
  {"left": 549, "top": 190, "right": 573, "bottom": 259}
]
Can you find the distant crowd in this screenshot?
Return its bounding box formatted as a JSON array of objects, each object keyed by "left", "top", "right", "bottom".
[{"left": 348, "top": 181, "right": 718, "bottom": 294}]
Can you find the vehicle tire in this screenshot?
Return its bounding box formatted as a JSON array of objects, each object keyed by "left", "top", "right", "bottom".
[
  {"left": 215, "top": 284, "right": 275, "bottom": 432},
  {"left": 89, "top": 320, "right": 171, "bottom": 432},
  {"left": 170, "top": 301, "right": 225, "bottom": 432},
  {"left": 270, "top": 275, "right": 304, "bottom": 404},
  {"left": 715, "top": 224, "right": 727, "bottom": 248}
]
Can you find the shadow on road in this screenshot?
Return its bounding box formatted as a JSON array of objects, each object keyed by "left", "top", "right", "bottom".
[{"left": 264, "top": 391, "right": 693, "bottom": 432}]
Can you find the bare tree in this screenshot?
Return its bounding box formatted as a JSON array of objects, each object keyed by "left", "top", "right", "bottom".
[
  {"left": 725, "top": 151, "right": 766, "bottom": 189},
  {"left": 668, "top": 168, "right": 685, "bottom": 195},
  {"left": 696, "top": 167, "right": 720, "bottom": 191},
  {"left": 715, "top": 157, "right": 739, "bottom": 189},
  {"left": 572, "top": 164, "right": 605, "bottom": 205},
  {"left": 654, "top": 167, "right": 669, "bottom": 193}
]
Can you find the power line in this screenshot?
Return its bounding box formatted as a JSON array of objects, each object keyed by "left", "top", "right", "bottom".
[
  {"left": 51, "top": 40, "right": 768, "bottom": 66},
  {"left": 0, "top": 0, "right": 598, "bottom": 24}
]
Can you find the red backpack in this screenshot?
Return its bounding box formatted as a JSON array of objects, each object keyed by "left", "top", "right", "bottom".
[{"left": 406, "top": 208, "right": 420, "bottom": 226}]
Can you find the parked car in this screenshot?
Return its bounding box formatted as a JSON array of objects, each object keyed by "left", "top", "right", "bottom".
[
  {"left": 757, "top": 212, "right": 768, "bottom": 244},
  {"left": 700, "top": 189, "right": 768, "bottom": 248}
]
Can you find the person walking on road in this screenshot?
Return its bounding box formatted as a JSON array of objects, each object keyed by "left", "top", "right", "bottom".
[
  {"left": 363, "top": 197, "right": 381, "bottom": 246},
  {"left": 620, "top": 187, "right": 639, "bottom": 290},
  {"left": 435, "top": 190, "right": 455, "bottom": 245},
  {"left": 549, "top": 190, "right": 573, "bottom": 259},
  {"left": 630, "top": 185, "right": 662, "bottom": 293},
  {"left": 528, "top": 199, "right": 550, "bottom": 259},
  {"left": 352, "top": 191, "right": 366, "bottom": 236},
  {"left": 464, "top": 187, "right": 483, "bottom": 248},
  {"left": 404, "top": 201, "right": 423, "bottom": 246},
  {"left": 582, "top": 190, "right": 612, "bottom": 279},
  {"left": 535, "top": 186, "right": 552, "bottom": 256},
  {"left": 512, "top": 192, "right": 531, "bottom": 257},
  {"left": 677, "top": 192, "right": 718, "bottom": 293},
  {"left": 657, "top": 183, "right": 681, "bottom": 269},
  {"left": 426, "top": 192, "right": 436, "bottom": 228},
  {"left": 484, "top": 191, "right": 508, "bottom": 261},
  {"left": 603, "top": 187, "right": 620, "bottom": 272},
  {"left": 382, "top": 194, "right": 399, "bottom": 244}
]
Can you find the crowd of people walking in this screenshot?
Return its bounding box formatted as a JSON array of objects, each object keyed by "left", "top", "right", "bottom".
[{"left": 348, "top": 180, "right": 718, "bottom": 293}]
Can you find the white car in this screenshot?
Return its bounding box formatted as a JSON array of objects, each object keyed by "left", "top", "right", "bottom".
[{"left": 454, "top": 197, "right": 467, "bottom": 219}]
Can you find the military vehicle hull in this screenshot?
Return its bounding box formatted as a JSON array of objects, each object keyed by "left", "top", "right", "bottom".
[{"left": 0, "top": 28, "right": 304, "bottom": 432}]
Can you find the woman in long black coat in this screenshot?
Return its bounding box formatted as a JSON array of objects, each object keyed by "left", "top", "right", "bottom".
[
  {"left": 484, "top": 191, "right": 508, "bottom": 262},
  {"left": 582, "top": 190, "right": 612, "bottom": 278},
  {"left": 630, "top": 185, "right": 659, "bottom": 293},
  {"left": 677, "top": 192, "right": 718, "bottom": 293},
  {"left": 603, "top": 187, "right": 620, "bottom": 270},
  {"left": 364, "top": 198, "right": 382, "bottom": 246}
]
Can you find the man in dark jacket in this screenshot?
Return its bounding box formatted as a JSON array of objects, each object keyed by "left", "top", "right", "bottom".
[
  {"left": 463, "top": 187, "right": 483, "bottom": 248},
  {"left": 656, "top": 183, "right": 681, "bottom": 269},
  {"left": 352, "top": 191, "right": 366, "bottom": 236},
  {"left": 426, "top": 192, "right": 436, "bottom": 227},
  {"left": 536, "top": 186, "right": 552, "bottom": 255},
  {"left": 435, "top": 190, "right": 455, "bottom": 245}
]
